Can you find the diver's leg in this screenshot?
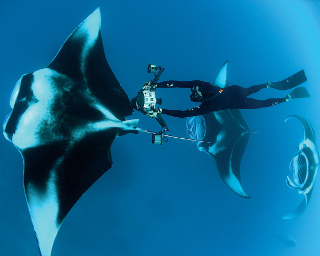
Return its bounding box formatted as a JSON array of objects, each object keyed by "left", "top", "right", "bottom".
[
  {"left": 227, "top": 84, "right": 267, "bottom": 98},
  {"left": 237, "top": 97, "right": 286, "bottom": 109},
  {"left": 245, "top": 84, "right": 268, "bottom": 96},
  {"left": 237, "top": 86, "right": 310, "bottom": 109}
]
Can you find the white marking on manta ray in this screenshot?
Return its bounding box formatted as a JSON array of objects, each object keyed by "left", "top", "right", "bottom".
[
  {"left": 214, "top": 112, "right": 224, "bottom": 124},
  {"left": 32, "top": 70, "right": 61, "bottom": 100},
  {"left": 77, "top": 8, "right": 101, "bottom": 78},
  {"left": 224, "top": 172, "right": 244, "bottom": 195},
  {"left": 94, "top": 103, "right": 121, "bottom": 122},
  {"left": 212, "top": 61, "right": 228, "bottom": 88},
  {"left": 11, "top": 69, "right": 71, "bottom": 149},
  {"left": 10, "top": 76, "right": 23, "bottom": 109},
  {"left": 69, "top": 118, "right": 139, "bottom": 143},
  {"left": 47, "top": 8, "right": 101, "bottom": 75},
  {"left": 27, "top": 171, "right": 59, "bottom": 256},
  {"left": 207, "top": 131, "right": 227, "bottom": 155},
  {"left": 90, "top": 119, "right": 139, "bottom": 131},
  {"left": 222, "top": 131, "right": 250, "bottom": 198},
  {"left": 303, "top": 139, "right": 319, "bottom": 163}
]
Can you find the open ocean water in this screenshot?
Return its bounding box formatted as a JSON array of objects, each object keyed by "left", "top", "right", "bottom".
[{"left": 0, "top": 0, "right": 320, "bottom": 255}]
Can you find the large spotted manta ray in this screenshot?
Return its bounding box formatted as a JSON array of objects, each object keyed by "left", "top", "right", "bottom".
[
  {"left": 282, "top": 115, "right": 319, "bottom": 219},
  {"left": 187, "top": 61, "right": 251, "bottom": 198},
  {"left": 3, "top": 8, "right": 139, "bottom": 256}
]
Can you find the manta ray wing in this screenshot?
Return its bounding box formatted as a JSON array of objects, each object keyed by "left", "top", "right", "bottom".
[
  {"left": 47, "top": 7, "right": 133, "bottom": 119},
  {"left": 199, "top": 110, "right": 250, "bottom": 198},
  {"left": 282, "top": 188, "right": 313, "bottom": 220},
  {"left": 187, "top": 61, "right": 250, "bottom": 198},
  {"left": 3, "top": 8, "right": 138, "bottom": 256},
  {"left": 212, "top": 60, "right": 229, "bottom": 88},
  {"left": 285, "top": 115, "right": 315, "bottom": 142}
]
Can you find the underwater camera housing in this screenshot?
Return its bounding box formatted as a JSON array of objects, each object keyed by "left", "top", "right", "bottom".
[
  {"left": 135, "top": 64, "right": 165, "bottom": 114},
  {"left": 136, "top": 86, "right": 162, "bottom": 113},
  {"left": 133, "top": 64, "right": 169, "bottom": 144}
]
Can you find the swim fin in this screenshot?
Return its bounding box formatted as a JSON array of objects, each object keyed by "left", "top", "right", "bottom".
[
  {"left": 285, "top": 87, "right": 310, "bottom": 101},
  {"left": 269, "top": 70, "right": 307, "bottom": 90}
]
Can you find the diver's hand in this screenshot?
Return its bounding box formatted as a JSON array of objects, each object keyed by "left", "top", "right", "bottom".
[
  {"left": 146, "top": 109, "right": 158, "bottom": 118},
  {"left": 146, "top": 108, "right": 162, "bottom": 118}
]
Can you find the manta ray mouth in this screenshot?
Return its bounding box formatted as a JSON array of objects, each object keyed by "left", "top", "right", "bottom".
[
  {"left": 290, "top": 151, "right": 308, "bottom": 187},
  {"left": 186, "top": 115, "right": 206, "bottom": 141}
]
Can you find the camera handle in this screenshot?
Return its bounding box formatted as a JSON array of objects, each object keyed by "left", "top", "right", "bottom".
[
  {"left": 152, "top": 67, "right": 164, "bottom": 84},
  {"left": 155, "top": 113, "right": 169, "bottom": 132}
]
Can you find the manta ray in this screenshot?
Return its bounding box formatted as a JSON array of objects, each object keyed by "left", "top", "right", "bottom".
[
  {"left": 3, "top": 8, "right": 139, "bottom": 256},
  {"left": 282, "top": 115, "right": 319, "bottom": 219},
  {"left": 187, "top": 61, "right": 251, "bottom": 198}
]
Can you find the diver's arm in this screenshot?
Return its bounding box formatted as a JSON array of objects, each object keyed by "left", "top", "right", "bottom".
[
  {"left": 161, "top": 104, "right": 211, "bottom": 118},
  {"left": 157, "top": 80, "right": 205, "bottom": 89}
]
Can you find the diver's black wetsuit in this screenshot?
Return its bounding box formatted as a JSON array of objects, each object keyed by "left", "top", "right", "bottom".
[{"left": 156, "top": 80, "right": 286, "bottom": 118}]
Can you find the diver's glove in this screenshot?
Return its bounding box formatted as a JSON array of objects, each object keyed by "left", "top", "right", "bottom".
[
  {"left": 146, "top": 108, "right": 162, "bottom": 118},
  {"left": 146, "top": 110, "right": 158, "bottom": 118},
  {"left": 266, "top": 81, "right": 271, "bottom": 88}
]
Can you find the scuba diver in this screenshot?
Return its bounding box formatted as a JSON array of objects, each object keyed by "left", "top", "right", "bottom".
[
  {"left": 140, "top": 62, "right": 309, "bottom": 118},
  {"left": 131, "top": 63, "right": 309, "bottom": 144}
]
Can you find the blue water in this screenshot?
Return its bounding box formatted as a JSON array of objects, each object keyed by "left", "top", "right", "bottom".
[{"left": 1, "top": 0, "right": 320, "bottom": 255}]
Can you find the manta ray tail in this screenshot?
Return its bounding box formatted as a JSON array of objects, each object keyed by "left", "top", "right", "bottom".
[{"left": 123, "top": 119, "right": 139, "bottom": 128}]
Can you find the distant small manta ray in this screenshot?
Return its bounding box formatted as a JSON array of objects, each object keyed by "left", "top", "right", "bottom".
[
  {"left": 187, "top": 61, "right": 251, "bottom": 198},
  {"left": 3, "top": 8, "right": 139, "bottom": 256},
  {"left": 274, "top": 234, "right": 297, "bottom": 247},
  {"left": 282, "top": 115, "right": 319, "bottom": 219}
]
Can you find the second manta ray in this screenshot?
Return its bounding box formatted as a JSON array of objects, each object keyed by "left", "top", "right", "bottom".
[
  {"left": 3, "top": 8, "right": 139, "bottom": 256},
  {"left": 187, "top": 62, "right": 251, "bottom": 197},
  {"left": 282, "top": 115, "right": 319, "bottom": 219},
  {"left": 186, "top": 62, "right": 308, "bottom": 198}
]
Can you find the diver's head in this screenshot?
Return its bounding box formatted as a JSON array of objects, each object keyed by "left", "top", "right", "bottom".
[
  {"left": 190, "top": 84, "right": 214, "bottom": 102},
  {"left": 190, "top": 86, "right": 203, "bottom": 102}
]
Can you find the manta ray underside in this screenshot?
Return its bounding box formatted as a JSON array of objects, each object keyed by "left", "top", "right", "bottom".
[
  {"left": 282, "top": 115, "right": 319, "bottom": 219},
  {"left": 187, "top": 61, "right": 251, "bottom": 198},
  {"left": 3, "top": 8, "right": 138, "bottom": 256}
]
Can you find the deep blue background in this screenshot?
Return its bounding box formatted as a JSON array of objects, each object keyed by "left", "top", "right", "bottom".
[{"left": 1, "top": 0, "right": 320, "bottom": 255}]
